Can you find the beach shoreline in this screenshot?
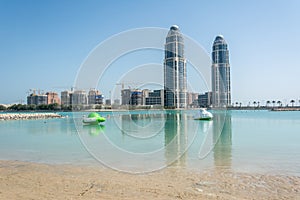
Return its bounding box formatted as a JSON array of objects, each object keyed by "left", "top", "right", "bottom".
[{"left": 0, "top": 160, "right": 299, "bottom": 200}]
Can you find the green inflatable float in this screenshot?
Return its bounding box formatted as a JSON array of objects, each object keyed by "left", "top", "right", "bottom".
[{"left": 82, "top": 112, "right": 106, "bottom": 125}]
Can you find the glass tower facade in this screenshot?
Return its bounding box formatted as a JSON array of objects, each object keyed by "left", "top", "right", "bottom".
[
  {"left": 211, "top": 35, "right": 231, "bottom": 107},
  {"left": 164, "top": 25, "right": 187, "bottom": 109}
]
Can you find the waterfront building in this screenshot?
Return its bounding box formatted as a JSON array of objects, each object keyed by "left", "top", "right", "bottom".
[
  {"left": 72, "top": 90, "right": 87, "bottom": 105},
  {"left": 211, "top": 35, "right": 231, "bottom": 107},
  {"left": 187, "top": 92, "right": 199, "bottom": 107},
  {"left": 145, "top": 89, "right": 164, "bottom": 106},
  {"left": 141, "top": 89, "right": 150, "bottom": 105},
  {"left": 105, "top": 99, "right": 111, "bottom": 105},
  {"left": 130, "top": 90, "right": 142, "bottom": 106},
  {"left": 95, "top": 94, "right": 104, "bottom": 105},
  {"left": 88, "top": 89, "right": 103, "bottom": 105},
  {"left": 46, "top": 92, "right": 61, "bottom": 105},
  {"left": 27, "top": 93, "right": 47, "bottom": 105},
  {"left": 198, "top": 92, "right": 212, "bottom": 108},
  {"left": 61, "top": 90, "right": 73, "bottom": 106},
  {"left": 164, "top": 25, "right": 187, "bottom": 109},
  {"left": 121, "top": 89, "right": 131, "bottom": 105},
  {"left": 113, "top": 99, "right": 120, "bottom": 105}
]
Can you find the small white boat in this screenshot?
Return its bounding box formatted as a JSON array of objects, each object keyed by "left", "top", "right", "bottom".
[{"left": 194, "top": 108, "right": 213, "bottom": 120}]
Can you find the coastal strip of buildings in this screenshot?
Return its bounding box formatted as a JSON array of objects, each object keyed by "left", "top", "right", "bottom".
[
  {"left": 24, "top": 25, "right": 231, "bottom": 109},
  {"left": 25, "top": 88, "right": 200, "bottom": 109}
]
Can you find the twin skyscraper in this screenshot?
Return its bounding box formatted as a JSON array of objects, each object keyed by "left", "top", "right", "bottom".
[
  {"left": 164, "top": 25, "right": 187, "bottom": 109},
  {"left": 163, "top": 25, "right": 231, "bottom": 108}
]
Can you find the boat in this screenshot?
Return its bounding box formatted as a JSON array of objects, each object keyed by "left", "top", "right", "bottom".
[
  {"left": 82, "top": 112, "right": 106, "bottom": 125},
  {"left": 194, "top": 108, "right": 213, "bottom": 120}
]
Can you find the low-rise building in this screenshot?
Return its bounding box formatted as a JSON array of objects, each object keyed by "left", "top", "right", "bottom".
[
  {"left": 46, "top": 92, "right": 61, "bottom": 105},
  {"left": 145, "top": 89, "right": 164, "bottom": 106},
  {"left": 61, "top": 90, "right": 73, "bottom": 106},
  {"left": 187, "top": 92, "right": 199, "bottom": 107},
  {"left": 130, "top": 90, "right": 142, "bottom": 105},
  {"left": 95, "top": 94, "right": 104, "bottom": 105},
  {"left": 88, "top": 89, "right": 103, "bottom": 105},
  {"left": 198, "top": 92, "right": 212, "bottom": 108},
  {"left": 72, "top": 90, "right": 87, "bottom": 105},
  {"left": 27, "top": 94, "right": 48, "bottom": 105},
  {"left": 105, "top": 99, "right": 111, "bottom": 105},
  {"left": 121, "top": 89, "right": 131, "bottom": 105},
  {"left": 113, "top": 99, "right": 120, "bottom": 105},
  {"left": 142, "top": 89, "right": 150, "bottom": 105}
]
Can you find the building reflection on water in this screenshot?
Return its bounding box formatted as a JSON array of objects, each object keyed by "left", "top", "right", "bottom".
[
  {"left": 164, "top": 112, "right": 188, "bottom": 167},
  {"left": 120, "top": 113, "right": 165, "bottom": 139},
  {"left": 212, "top": 112, "right": 232, "bottom": 169},
  {"left": 80, "top": 110, "right": 232, "bottom": 171},
  {"left": 121, "top": 114, "right": 153, "bottom": 135},
  {"left": 163, "top": 111, "right": 232, "bottom": 170}
]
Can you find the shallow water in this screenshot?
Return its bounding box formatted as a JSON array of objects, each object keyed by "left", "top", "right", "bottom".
[{"left": 0, "top": 110, "right": 299, "bottom": 175}]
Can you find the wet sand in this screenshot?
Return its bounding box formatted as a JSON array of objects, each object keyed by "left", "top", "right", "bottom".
[{"left": 0, "top": 160, "right": 299, "bottom": 200}]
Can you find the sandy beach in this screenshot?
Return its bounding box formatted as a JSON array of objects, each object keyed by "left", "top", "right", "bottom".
[{"left": 0, "top": 160, "right": 299, "bottom": 200}]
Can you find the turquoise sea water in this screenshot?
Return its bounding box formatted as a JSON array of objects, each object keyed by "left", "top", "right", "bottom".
[{"left": 0, "top": 110, "right": 299, "bottom": 175}]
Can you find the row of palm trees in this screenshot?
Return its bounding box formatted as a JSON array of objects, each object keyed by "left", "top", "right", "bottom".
[
  {"left": 233, "top": 99, "right": 299, "bottom": 108},
  {"left": 266, "top": 100, "right": 282, "bottom": 107}
]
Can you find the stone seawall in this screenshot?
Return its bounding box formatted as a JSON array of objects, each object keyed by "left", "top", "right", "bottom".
[
  {"left": 271, "top": 107, "right": 300, "bottom": 111},
  {"left": 0, "top": 113, "right": 63, "bottom": 120}
]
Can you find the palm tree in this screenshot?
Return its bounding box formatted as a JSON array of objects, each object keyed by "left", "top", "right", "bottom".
[
  {"left": 257, "top": 101, "right": 260, "bottom": 107},
  {"left": 277, "top": 100, "right": 282, "bottom": 107},
  {"left": 253, "top": 101, "right": 257, "bottom": 107},
  {"left": 272, "top": 100, "right": 276, "bottom": 107},
  {"left": 266, "top": 100, "right": 271, "bottom": 107},
  {"left": 290, "top": 100, "right": 295, "bottom": 107},
  {"left": 235, "top": 102, "right": 239, "bottom": 107},
  {"left": 239, "top": 102, "right": 242, "bottom": 107}
]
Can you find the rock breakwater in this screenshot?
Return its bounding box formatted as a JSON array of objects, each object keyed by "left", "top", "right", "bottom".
[{"left": 0, "top": 113, "right": 63, "bottom": 120}]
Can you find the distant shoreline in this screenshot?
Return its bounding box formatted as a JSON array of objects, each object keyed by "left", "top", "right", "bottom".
[
  {"left": 1, "top": 106, "right": 300, "bottom": 113},
  {"left": 226, "top": 106, "right": 300, "bottom": 111}
]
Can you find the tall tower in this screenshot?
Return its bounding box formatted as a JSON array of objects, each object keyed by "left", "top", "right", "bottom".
[
  {"left": 164, "top": 25, "right": 187, "bottom": 109},
  {"left": 211, "top": 35, "right": 231, "bottom": 107}
]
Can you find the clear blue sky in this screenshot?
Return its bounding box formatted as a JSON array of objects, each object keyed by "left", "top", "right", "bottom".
[{"left": 1, "top": 0, "right": 299, "bottom": 105}]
